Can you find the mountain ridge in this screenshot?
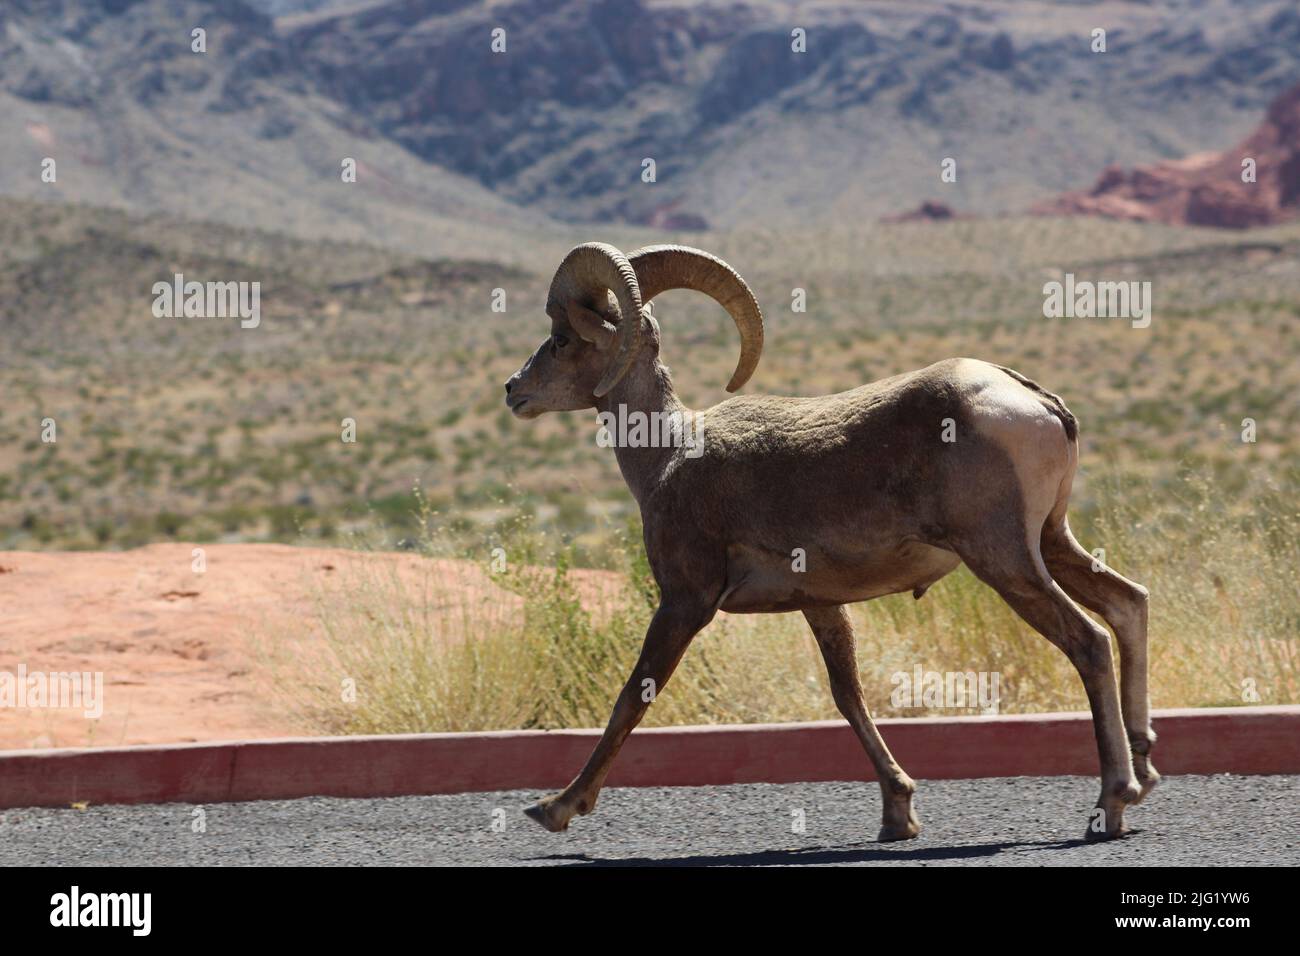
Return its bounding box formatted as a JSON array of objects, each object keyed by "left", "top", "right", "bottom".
[{"left": 3, "top": 0, "right": 1299, "bottom": 248}]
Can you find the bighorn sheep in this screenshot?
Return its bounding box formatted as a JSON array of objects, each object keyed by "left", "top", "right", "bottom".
[{"left": 504, "top": 242, "right": 1156, "bottom": 842}]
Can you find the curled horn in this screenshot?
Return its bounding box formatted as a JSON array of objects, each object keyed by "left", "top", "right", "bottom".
[
  {"left": 546, "top": 242, "right": 646, "bottom": 397},
  {"left": 626, "top": 244, "right": 763, "bottom": 392}
]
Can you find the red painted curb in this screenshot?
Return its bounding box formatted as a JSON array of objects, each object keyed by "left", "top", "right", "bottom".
[{"left": 0, "top": 706, "right": 1295, "bottom": 809}]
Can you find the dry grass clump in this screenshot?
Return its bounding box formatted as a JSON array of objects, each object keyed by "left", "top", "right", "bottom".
[{"left": 265, "top": 470, "right": 1298, "bottom": 734}]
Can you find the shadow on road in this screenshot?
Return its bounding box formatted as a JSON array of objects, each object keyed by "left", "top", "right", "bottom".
[{"left": 529, "top": 837, "right": 1092, "bottom": 867}]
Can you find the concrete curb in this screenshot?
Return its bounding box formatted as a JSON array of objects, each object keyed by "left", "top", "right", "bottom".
[{"left": 0, "top": 706, "right": 1296, "bottom": 809}]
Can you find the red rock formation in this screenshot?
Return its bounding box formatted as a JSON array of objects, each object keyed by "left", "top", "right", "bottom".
[
  {"left": 882, "top": 200, "right": 964, "bottom": 223},
  {"left": 1033, "top": 82, "right": 1300, "bottom": 228},
  {"left": 644, "top": 202, "right": 710, "bottom": 232}
]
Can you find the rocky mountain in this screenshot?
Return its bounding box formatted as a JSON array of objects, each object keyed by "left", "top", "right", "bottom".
[
  {"left": 1033, "top": 80, "right": 1300, "bottom": 228},
  {"left": 0, "top": 0, "right": 543, "bottom": 261},
  {"left": 2, "top": 0, "right": 1299, "bottom": 246}
]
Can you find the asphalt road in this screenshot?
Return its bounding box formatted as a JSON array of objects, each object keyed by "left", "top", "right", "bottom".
[{"left": 3, "top": 774, "right": 1296, "bottom": 866}]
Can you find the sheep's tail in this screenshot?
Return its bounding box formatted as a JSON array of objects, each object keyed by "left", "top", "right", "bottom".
[{"left": 993, "top": 364, "right": 1078, "bottom": 442}]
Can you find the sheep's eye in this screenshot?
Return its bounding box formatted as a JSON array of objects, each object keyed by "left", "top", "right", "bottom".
[{"left": 552, "top": 334, "right": 570, "bottom": 352}]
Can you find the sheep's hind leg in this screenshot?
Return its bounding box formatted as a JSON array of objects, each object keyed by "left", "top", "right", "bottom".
[
  {"left": 803, "top": 605, "right": 920, "bottom": 842},
  {"left": 1041, "top": 519, "right": 1159, "bottom": 802},
  {"left": 958, "top": 544, "right": 1140, "bottom": 841}
]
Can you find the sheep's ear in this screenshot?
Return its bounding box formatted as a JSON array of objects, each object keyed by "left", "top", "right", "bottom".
[{"left": 565, "top": 302, "right": 616, "bottom": 351}]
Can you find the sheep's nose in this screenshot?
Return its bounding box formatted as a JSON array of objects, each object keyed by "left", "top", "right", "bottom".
[{"left": 504, "top": 380, "right": 513, "bottom": 394}]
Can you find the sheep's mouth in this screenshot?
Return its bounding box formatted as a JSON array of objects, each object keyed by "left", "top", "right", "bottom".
[{"left": 507, "top": 395, "right": 533, "bottom": 416}]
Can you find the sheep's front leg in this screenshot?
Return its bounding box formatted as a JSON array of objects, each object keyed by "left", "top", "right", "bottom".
[
  {"left": 804, "top": 605, "right": 921, "bottom": 841},
  {"left": 523, "top": 600, "right": 714, "bottom": 832}
]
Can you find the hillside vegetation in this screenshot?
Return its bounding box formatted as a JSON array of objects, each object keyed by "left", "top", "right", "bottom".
[
  {"left": 4, "top": 193, "right": 1297, "bottom": 729},
  {"left": 3, "top": 197, "right": 1296, "bottom": 561}
]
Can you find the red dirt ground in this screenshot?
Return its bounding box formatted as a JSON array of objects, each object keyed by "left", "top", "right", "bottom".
[{"left": 0, "top": 543, "right": 606, "bottom": 749}]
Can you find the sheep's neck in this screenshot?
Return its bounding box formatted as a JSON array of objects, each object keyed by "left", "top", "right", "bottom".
[{"left": 595, "top": 360, "right": 689, "bottom": 506}]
